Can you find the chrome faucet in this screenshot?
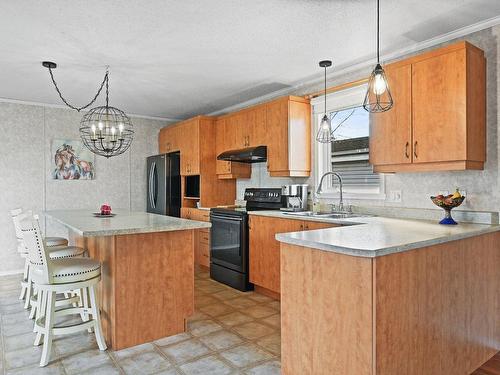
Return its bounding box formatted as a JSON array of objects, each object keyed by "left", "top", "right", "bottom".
[{"left": 316, "top": 172, "right": 344, "bottom": 212}]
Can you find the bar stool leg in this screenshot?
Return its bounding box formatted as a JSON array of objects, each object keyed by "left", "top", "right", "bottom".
[
  {"left": 89, "top": 285, "right": 107, "bottom": 351},
  {"left": 19, "top": 259, "right": 29, "bottom": 300},
  {"left": 24, "top": 273, "right": 32, "bottom": 309},
  {"left": 40, "top": 291, "right": 55, "bottom": 367},
  {"left": 34, "top": 289, "right": 45, "bottom": 343}
]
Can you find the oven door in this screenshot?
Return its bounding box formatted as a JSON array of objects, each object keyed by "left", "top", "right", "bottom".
[{"left": 210, "top": 213, "right": 246, "bottom": 273}]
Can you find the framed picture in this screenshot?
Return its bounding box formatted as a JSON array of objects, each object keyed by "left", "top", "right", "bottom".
[{"left": 51, "top": 139, "right": 95, "bottom": 180}]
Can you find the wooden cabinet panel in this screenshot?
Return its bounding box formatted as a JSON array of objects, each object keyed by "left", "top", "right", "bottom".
[
  {"left": 412, "top": 49, "right": 467, "bottom": 163},
  {"left": 266, "top": 99, "right": 289, "bottom": 174},
  {"left": 215, "top": 117, "right": 251, "bottom": 179},
  {"left": 249, "top": 216, "right": 338, "bottom": 294},
  {"left": 370, "top": 63, "right": 412, "bottom": 166},
  {"left": 266, "top": 97, "right": 311, "bottom": 177},
  {"left": 251, "top": 105, "right": 267, "bottom": 146},
  {"left": 159, "top": 125, "right": 180, "bottom": 153},
  {"left": 180, "top": 120, "right": 200, "bottom": 175},
  {"left": 371, "top": 41, "right": 485, "bottom": 172},
  {"left": 303, "top": 221, "right": 338, "bottom": 231},
  {"left": 249, "top": 215, "right": 303, "bottom": 294},
  {"left": 181, "top": 208, "right": 211, "bottom": 268}
]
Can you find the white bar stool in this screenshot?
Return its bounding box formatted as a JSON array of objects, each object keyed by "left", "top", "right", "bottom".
[
  {"left": 19, "top": 213, "right": 107, "bottom": 367},
  {"left": 10, "top": 208, "right": 87, "bottom": 310}
]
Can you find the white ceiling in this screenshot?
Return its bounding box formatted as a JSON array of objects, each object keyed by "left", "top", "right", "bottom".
[{"left": 0, "top": 0, "right": 499, "bottom": 121}]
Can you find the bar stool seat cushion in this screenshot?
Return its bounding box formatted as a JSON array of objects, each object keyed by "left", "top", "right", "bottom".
[
  {"left": 32, "top": 258, "right": 101, "bottom": 284},
  {"left": 48, "top": 246, "right": 86, "bottom": 259},
  {"left": 45, "top": 237, "right": 68, "bottom": 247}
]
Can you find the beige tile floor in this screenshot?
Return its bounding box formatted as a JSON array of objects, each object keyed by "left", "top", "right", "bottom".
[{"left": 0, "top": 268, "right": 281, "bottom": 374}]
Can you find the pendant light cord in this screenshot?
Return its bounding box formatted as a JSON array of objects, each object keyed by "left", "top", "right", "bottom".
[
  {"left": 377, "top": 0, "right": 380, "bottom": 63},
  {"left": 47, "top": 66, "right": 109, "bottom": 112},
  {"left": 324, "top": 65, "right": 327, "bottom": 114}
]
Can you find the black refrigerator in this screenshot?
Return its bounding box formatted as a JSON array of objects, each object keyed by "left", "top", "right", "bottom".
[{"left": 146, "top": 152, "right": 181, "bottom": 217}]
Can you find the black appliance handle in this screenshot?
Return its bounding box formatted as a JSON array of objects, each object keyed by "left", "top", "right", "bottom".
[{"left": 210, "top": 214, "right": 244, "bottom": 222}]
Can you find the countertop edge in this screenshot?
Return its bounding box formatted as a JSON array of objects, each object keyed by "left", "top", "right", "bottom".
[
  {"left": 44, "top": 211, "right": 211, "bottom": 237},
  {"left": 276, "top": 225, "right": 500, "bottom": 258}
]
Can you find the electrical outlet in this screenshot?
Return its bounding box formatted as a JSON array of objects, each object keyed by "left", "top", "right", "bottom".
[{"left": 387, "top": 190, "right": 402, "bottom": 202}]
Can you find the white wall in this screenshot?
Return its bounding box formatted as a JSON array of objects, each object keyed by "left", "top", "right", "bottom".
[
  {"left": 0, "top": 103, "right": 164, "bottom": 274},
  {"left": 238, "top": 25, "right": 500, "bottom": 214}
]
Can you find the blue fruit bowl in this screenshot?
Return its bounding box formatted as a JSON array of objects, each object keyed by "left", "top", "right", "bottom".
[{"left": 430, "top": 195, "right": 465, "bottom": 225}]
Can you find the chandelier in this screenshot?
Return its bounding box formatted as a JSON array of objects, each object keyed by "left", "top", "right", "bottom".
[{"left": 43, "top": 62, "right": 134, "bottom": 158}]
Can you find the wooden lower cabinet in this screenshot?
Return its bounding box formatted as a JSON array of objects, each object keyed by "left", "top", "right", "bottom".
[
  {"left": 248, "top": 215, "right": 338, "bottom": 295},
  {"left": 181, "top": 208, "right": 211, "bottom": 268},
  {"left": 280, "top": 232, "right": 500, "bottom": 375}
]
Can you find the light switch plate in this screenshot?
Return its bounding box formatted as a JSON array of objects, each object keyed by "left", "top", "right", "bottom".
[{"left": 387, "top": 190, "right": 402, "bottom": 202}]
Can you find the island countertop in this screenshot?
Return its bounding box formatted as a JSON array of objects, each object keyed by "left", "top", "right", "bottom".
[
  {"left": 44, "top": 209, "right": 211, "bottom": 237},
  {"left": 263, "top": 211, "right": 500, "bottom": 258}
]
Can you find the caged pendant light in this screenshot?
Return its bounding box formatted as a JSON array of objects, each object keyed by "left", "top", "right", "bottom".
[
  {"left": 43, "top": 62, "right": 134, "bottom": 158},
  {"left": 316, "top": 60, "right": 334, "bottom": 143},
  {"left": 363, "top": 0, "right": 393, "bottom": 113}
]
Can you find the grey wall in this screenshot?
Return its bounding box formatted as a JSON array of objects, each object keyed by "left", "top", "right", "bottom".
[
  {"left": 0, "top": 103, "right": 164, "bottom": 274},
  {"left": 237, "top": 25, "right": 500, "bottom": 214}
]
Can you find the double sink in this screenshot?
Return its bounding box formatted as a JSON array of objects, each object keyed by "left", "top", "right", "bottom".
[{"left": 282, "top": 211, "right": 362, "bottom": 219}]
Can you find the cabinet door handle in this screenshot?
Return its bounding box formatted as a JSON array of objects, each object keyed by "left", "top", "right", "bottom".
[
  {"left": 414, "top": 141, "right": 418, "bottom": 159},
  {"left": 405, "top": 142, "right": 410, "bottom": 159}
]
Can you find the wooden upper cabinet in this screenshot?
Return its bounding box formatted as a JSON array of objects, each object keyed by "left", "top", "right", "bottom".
[
  {"left": 371, "top": 41, "right": 486, "bottom": 172},
  {"left": 159, "top": 124, "right": 181, "bottom": 153},
  {"left": 266, "top": 96, "right": 311, "bottom": 177},
  {"left": 215, "top": 118, "right": 251, "bottom": 179},
  {"left": 246, "top": 105, "right": 267, "bottom": 147},
  {"left": 180, "top": 119, "right": 200, "bottom": 175},
  {"left": 214, "top": 96, "right": 310, "bottom": 178},
  {"left": 370, "top": 63, "right": 412, "bottom": 166}
]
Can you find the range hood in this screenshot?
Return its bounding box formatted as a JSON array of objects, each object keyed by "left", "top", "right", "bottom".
[{"left": 217, "top": 145, "right": 267, "bottom": 163}]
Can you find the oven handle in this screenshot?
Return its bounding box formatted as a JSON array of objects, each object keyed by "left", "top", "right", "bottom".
[{"left": 210, "top": 214, "right": 243, "bottom": 222}]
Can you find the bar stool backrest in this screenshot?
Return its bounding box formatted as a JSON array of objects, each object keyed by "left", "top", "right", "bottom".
[
  {"left": 10, "top": 208, "right": 26, "bottom": 253},
  {"left": 19, "top": 212, "right": 51, "bottom": 285}
]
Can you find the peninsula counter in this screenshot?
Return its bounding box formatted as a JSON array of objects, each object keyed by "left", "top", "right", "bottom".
[{"left": 275, "top": 216, "right": 500, "bottom": 375}]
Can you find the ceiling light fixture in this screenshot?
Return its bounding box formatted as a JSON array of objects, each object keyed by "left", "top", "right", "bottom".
[
  {"left": 316, "top": 60, "right": 334, "bottom": 143},
  {"left": 42, "top": 62, "right": 134, "bottom": 158},
  {"left": 363, "top": 0, "right": 393, "bottom": 113}
]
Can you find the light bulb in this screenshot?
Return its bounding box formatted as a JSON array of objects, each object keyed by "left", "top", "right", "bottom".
[
  {"left": 321, "top": 117, "right": 330, "bottom": 131},
  {"left": 118, "top": 123, "right": 124, "bottom": 132},
  {"left": 373, "top": 73, "right": 387, "bottom": 95},
  {"left": 111, "top": 127, "right": 116, "bottom": 135},
  {"left": 91, "top": 124, "right": 96, "bottom": 132},
  {"left": 98, "top": 122, "right": 104, "bottom": 130}
]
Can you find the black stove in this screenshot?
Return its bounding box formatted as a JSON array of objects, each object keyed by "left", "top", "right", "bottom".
[{"left": 209, "top": 188, "right": 284, "bottom": 291}]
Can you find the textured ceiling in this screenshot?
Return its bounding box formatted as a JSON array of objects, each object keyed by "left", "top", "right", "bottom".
[{"left": 0, "top": 0, "right": 499, "bottom": 120}]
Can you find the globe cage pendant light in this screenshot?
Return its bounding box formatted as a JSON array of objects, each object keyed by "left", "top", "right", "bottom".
[
  {"left": 363, "top": 0, "right": 393, "bottom": 113},
  {"left": 316, "top": 60, "right": 334, "bottom": 143},
  {"left": 42, "top": 62, "right": 134, "bottom": 158}
]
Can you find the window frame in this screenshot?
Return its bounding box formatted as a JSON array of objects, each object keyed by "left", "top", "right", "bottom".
[{"left": 311, "top": 83, "right": 386, "bottom": 201}]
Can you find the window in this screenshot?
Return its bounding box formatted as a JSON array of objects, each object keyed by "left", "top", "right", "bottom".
[{"left": 313, "top": 84, "right": 384, "bottom": 199}]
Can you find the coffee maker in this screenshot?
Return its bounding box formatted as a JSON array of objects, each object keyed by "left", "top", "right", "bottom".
[{"left": 280, "top": 184, "right": 308, "bottom": 212}]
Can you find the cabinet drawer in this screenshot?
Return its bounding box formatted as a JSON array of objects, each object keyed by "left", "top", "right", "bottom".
[
  {"left": 199, "top": 231, "right": 210, "bottom": 244},
  {"left": 199, "top": 242, "right": 210, "bottom": 267}
]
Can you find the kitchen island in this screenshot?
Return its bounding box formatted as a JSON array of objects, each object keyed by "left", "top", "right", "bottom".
[
  {"left": 275, "top": 216, "right": 500, "bottom": 375},
  {"left": 45, "top": 209, "right": 211, "bottom": 350}
]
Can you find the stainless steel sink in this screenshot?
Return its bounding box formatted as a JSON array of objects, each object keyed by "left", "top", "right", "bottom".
[{"left": 282, "top": 211, "right": 361, "bottom": 219}]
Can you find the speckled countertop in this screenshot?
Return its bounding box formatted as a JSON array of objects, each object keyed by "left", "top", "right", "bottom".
[
  {"left": 248, "top": 211, "right": 500, "bottom": 258},
  {"left": 45, "top": 209, "right": 211, "bottom": 237}
]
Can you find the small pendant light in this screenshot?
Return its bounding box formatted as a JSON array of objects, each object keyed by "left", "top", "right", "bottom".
[
  {"left": 363, "top": 0, "right": 393, "bottom": 113},
  {"left": 316, "top": 60, "right": 334, "bottom": 143}
]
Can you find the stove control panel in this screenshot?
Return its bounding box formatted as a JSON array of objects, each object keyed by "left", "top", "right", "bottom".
[{"left": 244, "top": 188, "right": 282, "bottom": 203}]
